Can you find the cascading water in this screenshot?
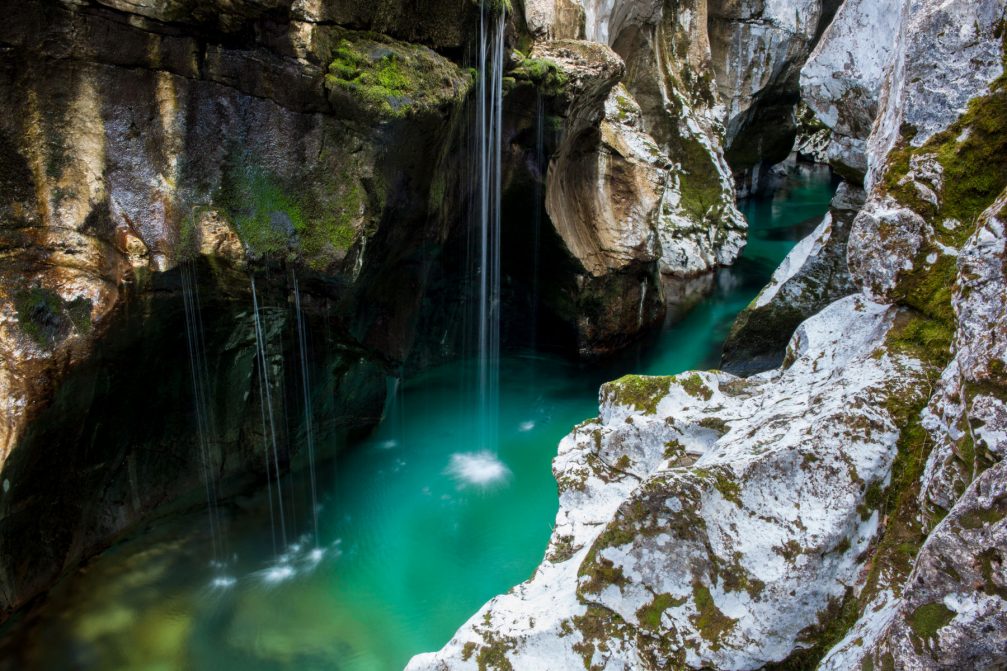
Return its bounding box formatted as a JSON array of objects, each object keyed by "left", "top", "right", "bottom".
[
  {"left": 250, "top": 276, "right": 288, "bottom": 552},
  {"left": 475, "top": 0, "right": 506, "bottom": 454},
  {"left": 180, "top": 262, "right": 226, "bottom": 569},
  {"left": 291, "top": 273, "right": 320, "bottom": 549},
  {"left": 530, "top": 92, "right": 546, "bottom": 350}
]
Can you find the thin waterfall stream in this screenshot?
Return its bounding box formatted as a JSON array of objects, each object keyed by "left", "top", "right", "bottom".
[
  {"left": 292, "top": 273, "right": 321, "bottom": 551},
  {"left": 180, "top": 262, "right": 226, "bottom": 570},
  {"left": 251, "top": 276, "right": 289, "bottom": 554},
  {"left": 475, "top": 1, "right": 505, "bottom": 454}
]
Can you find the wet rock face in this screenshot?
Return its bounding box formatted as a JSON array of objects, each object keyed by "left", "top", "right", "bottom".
[
  {"left": 0, "top": 263, "right": 389, "bottom": 621},
  {"left": 721, "top": 180, "right": 860, "bottom": 376},
  {"left": 0, "top": 0, "right": 474, "bottom": 621},
  {"left": 0, "top": 0, "right": 472, "bottom": 466}
]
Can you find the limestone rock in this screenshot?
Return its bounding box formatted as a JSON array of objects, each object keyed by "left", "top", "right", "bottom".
[
  {"left": 707, "top": 0, "right": 830, "bottom": 179},
  {"left": 866, "top": 0, "right": 1005, "bottom": 188},
  {"left": 800, "top": 0, "right": 902, "bottom": 181},
  {"left": 569, "top": 0, "right": 748, "bottom": 276},
  {"left": 722, "top": 181, "right": 861, "bottom": 376},
  {"left": 524, "top": 0, "right": 585, "bottom": 39},
  {"left": 534, "top": 41, "right": 667, "bottom": 356},
  {"left": 820, "top": 458, "right": 1007, "bottom": 671},
  {"left": 407, "top": 295, "right": 932, "bottom": 670}
]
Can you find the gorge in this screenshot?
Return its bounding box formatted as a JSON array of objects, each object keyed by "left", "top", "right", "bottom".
[{"left": 0, "top": 0, "right": 1005, "bottom": 669}]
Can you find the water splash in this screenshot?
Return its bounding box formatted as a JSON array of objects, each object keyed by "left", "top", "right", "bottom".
[{"left": 445, "top": 451, "right": 511, "bottom": 488}]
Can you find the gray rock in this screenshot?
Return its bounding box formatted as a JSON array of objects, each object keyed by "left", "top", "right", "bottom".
[{"left": 722, "top": 181, "right": 862, "bottom": 376}]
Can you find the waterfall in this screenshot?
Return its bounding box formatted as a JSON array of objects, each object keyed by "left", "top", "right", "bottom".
[
  {"left": 476, "top": 0, "right": 506, "bottom": 451},
  {"left": 291, "top": 273, "right": 320, "bottom": 549},
  {"left": 531, "top": 92, "right": 545, "bottom": 349},
  {"left": 251, "top": 276, "right": 288, "bottom": 551},
  {"left": 180, "top": 262, "right": 226, "bottom": 567}
]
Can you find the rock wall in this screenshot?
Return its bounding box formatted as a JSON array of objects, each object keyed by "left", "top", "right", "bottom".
[
  {"left": 0, "top": 0, "right": 537, "bottom": 619},
  {"left": 528, "top": 0, "right": 749, "bottom": 278},
  {"left": 707, "top": 0, "right": 839, "bottom": 194},
  {"left": 408, "top": 1, "right": 1007, "bottom": 668}
]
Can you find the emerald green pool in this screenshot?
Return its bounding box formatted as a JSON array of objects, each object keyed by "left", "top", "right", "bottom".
[{"left": 0, "top": 168, "right": 835, "bottom": 671}]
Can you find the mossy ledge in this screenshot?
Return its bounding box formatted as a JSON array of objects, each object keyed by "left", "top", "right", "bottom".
[
  {"left": 324, "top": 29, "right": 472, "bottom": 120},
  {"left": 13, "top": 286, "right": 92, "bottom": 349}
]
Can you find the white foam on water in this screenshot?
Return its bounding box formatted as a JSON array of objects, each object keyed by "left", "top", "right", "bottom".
[
  {"left": 259, "top": 564, "right": 296, "bottom": 585},
  {"left": 445, "top": 451, "right": 511, "bottom": 488},
  {"left": 519, "top": 420, "right": 536, "bottom": 432},
  {"left": 210, "top": 575, "right": 237, "bottom": 590}
]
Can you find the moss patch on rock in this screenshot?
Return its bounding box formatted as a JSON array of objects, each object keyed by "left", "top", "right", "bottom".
[
  {"left": 324, "top": 30, "right": 471, "bottom": 120},
  {"left": 603, "top": 375, "right": 673, "bottom": 415},
  {"left": 216, "top": 161, "right": 363, "bottom": 269},
  {"left": 509, "top": 56, "right": 568, "bottom": 96},
  {"left": 636, "top": 593, "right": 686, "bottom": 631},
  {"left": 690, "top": 581, "right": 737, "bottom": 650},
  {"left": 879, "top": 75, "right": 1007, "bottom": 324},
  {"left": 907, "top": 602, "right": 955, "bottom": 643},
  {"left": 13, "top": 287, "right": 92, "bottom": 348}
]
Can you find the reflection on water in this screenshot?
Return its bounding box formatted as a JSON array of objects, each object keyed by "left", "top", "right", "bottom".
[{"left": 0, "top": 166, "right": 836, "bottom": 671}]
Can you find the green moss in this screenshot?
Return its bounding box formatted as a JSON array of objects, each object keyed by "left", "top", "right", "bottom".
[
  {"left": 580, "top": 556, "right": 629, "bottom": 595},
  {"left": 885, "top": 309, "right": 954, "bottom": 370},
  {"left": 978, "top": 548, "right": 1007, "bottom": 599},
  {"left": 908, "top": 602, "right": 955, "bottom": 642},
  {"left": 690, "top": 581, "right": 737, "bottom": 650},
  {"left": 663, "top": 439, "right": 685, "bottom": 460},
  {"left": 510, "top": 56, "right": 568, "bottom": 96},
  {"left": 672, "top": 135, "right": 724, "bottom": 222},
  {"left": 570, "top": 606, "right": 631, "bottom": 671},
  {"left": 680, "top": 374, "right": 714, "bottom": 401},
  {"left": 695, "top": 467, "right": 742, "bottom": 506},
  {"left": 217, "top": 161, "right": 361, "bottom": 269},
  {"left": 325, "top": 31, "right": 470, "bottom": 119},
  {"left": 13, "top": 287, "right": 92, "bottom": 348},
  {"left": 636, "top": 593, "right": 686, "bottom": 631},
  {"left": 605, "top": 375, "right": 673, "bottom": 414},
  {"left": 880, "top": 75, "right": 1007, "bottom": 322},
  {"left": 698, "top": 417, "right": 729, "bottom": 435}
]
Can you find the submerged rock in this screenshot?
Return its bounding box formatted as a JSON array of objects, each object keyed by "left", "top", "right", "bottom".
[{"left": 721, "top": 181, "right": 861, "bottom": 376}]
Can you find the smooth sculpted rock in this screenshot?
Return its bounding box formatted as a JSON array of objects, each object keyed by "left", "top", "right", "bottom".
[
  {"left": 407, "top": 294, "right": 933, "bottom": 670},
  {"left": 538, "top": 41, "right": 668, "bottom": 356},
  {"left": 539, "top": 0, "right": 747, "bottom": 277},
  {"left": 707, "top": 0, "right": 840, "bottom": 194},
  {"left": 721, "top": 181, "right": 861, "bottom": 376}
]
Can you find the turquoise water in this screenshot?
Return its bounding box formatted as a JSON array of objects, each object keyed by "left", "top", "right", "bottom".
[{"left": 0, "top": 168, "right": 835, "bottom": 670}]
